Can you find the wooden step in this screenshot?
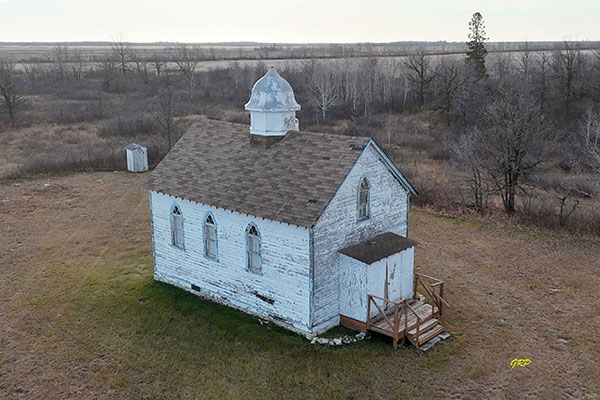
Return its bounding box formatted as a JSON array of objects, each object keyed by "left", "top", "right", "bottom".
[
  {"left": 417, "top": 325, "right": 445, "bottom": 346},
  {"left": 407, "top": 318, "right": 439, "bottom": 336}
]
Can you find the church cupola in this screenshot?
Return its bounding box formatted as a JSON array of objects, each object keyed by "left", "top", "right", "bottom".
[{"left": 245, "top": 67, "right": 300, "bottom": 136}]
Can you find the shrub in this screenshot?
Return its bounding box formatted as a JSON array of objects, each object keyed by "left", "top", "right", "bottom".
[
  {"left": 11, "top": 144, "right": 125, "bottom": 177},
  {"left": 98, "top": 114, "right": 158, "bottom": 138}
]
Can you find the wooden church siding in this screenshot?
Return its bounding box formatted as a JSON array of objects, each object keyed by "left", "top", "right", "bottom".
[
  {"left": 149, "top": 191, "right": 312, "bottom": 333},
  {"left": 339, "top": 254, "right": 368, "bottom": 322},
  {"left": 311, "top": 144, "right": 409, "bottom": 332}
]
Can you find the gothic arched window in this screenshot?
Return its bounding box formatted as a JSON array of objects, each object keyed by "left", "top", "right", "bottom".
[{"left": 358, "top": 178, "right": 370, "bottom": 221}]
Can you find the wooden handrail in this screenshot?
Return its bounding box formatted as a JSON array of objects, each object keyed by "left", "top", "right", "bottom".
[
  {"left": 415, "top": 272, "right": 443, "bottom": 284},
  {"left": 432, "top": 289, "right": 451, "bottom": 308},
  {"left": 404, "top": 301, "right": 422, "bottom": 345},
  {"left": 368, "top": 295, "right": 395, "bottom": 332},
  {"left": 368, "top": 293, "right": 404, "bottom": 307},
  {"left": 416, "top": 275, "right": 436, "bottom": 301},
  {"left": 415, "top": 274, "right": 438, "bottom": 317},
  {"left": 414, "top": 272, "right": 450, "bottom": 316}
]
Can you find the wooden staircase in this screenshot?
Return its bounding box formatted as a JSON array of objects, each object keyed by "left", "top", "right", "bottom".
[
  {"left": 406, "top": 317, "right": 444, "bottom": 347},
  {"left": 366, "top": 272, "right": 450, "bottom": 349}
]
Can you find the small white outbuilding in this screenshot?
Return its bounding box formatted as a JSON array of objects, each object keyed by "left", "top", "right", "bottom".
[
  {"left": 125, "top": 143, "right": 148, "bottom": 173},
  {"left": 338, "top": 233, "right": 417, "bottom": 324}
]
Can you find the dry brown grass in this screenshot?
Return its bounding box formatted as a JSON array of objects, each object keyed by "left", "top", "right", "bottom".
[{"left": 1, "top": 172, "right": 599, "bottom": 399}]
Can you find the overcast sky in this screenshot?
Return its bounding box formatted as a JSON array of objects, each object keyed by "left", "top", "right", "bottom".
[{"left": 0, "top": 0, "right": 598, "bottom": 43}]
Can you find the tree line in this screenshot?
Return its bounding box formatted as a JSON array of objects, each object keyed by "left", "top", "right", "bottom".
[{"left": 1, "top": 12, "right": 599, "bottom": 232}]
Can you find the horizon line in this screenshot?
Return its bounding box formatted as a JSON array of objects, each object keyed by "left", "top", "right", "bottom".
[{"left": 1, "top": 40, "right": 599, "bottom": 47}]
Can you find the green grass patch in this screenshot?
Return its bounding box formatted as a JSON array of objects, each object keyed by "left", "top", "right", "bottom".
[{"left": 8, "top": 247, "right": 463, "bottom": 399}]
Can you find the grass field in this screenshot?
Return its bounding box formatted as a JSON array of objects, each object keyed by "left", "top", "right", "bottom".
[{"left": 1, "top": 172, "right": 599, "bottom": 399}]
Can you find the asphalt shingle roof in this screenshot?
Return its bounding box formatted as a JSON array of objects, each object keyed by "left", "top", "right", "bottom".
[
  {"left": 146, "top": 117, "right": 372, "bottom": 227},
  {"left": 339, "top": 232, "right": 418, "bottom": 264}
]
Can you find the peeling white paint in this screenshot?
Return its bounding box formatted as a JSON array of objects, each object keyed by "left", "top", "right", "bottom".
[
  {"left": 150, "top": 191, "right": 312, "bottom": 333},
  {"left": 312, "top": 144, "right": 410, "bottom": 331}
]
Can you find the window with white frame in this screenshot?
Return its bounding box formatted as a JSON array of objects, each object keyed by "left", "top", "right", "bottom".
[
  {"left": 171, "top": 205, "right": 184, "bottom": 248},
  {"left": 246, "top": 224, "right": 261, "bottom": 272},
  {"left": 204, "top": 214, "right": 217, "bottom": 259},
  {"left": 358, "top": 178, "right": 370, "bottom": 221}
]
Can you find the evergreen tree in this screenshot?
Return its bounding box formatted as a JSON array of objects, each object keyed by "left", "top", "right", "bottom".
[{"left": 466, "top": 12, "right": 488, "bottom": 76}]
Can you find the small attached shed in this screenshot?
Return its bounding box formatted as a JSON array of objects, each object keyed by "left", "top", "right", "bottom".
[
  {"left": 338, "top": 232, "right": 417, "bottom": 331},
  {"left": 126, "top": 143, "right": 148, "bottom": 173}
]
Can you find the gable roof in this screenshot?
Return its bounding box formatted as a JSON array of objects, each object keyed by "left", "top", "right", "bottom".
[
  {"left": 339, "top": 232, "right": 418, "bottom": 264},
  {"left": 146, "top": 117, "right": 414, "bottom": 228}
]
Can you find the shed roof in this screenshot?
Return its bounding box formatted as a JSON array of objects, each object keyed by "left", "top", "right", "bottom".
[
  {"left": 339, "top": 232, "right": 418, "bottom": 264},
  {"left": 126, "top": 143, "right": 145, "bottom": 151}
]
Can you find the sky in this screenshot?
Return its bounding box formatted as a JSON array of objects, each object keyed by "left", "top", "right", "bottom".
[{"left": 0, "top": 0, "right": 598, "bottom": 43}]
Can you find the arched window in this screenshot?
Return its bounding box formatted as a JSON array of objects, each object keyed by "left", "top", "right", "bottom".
[
  {"left": 246, "top": 224, "right": 261, "bottom": 272},
  {"left": 204, "top": 214, "right": 217, "bottom": 260},
  {"left": 358, "top": 178, "right": 370, "bottom": 221},
  {"left": 171, "top": 205, "right": 184, "bottom": 249}
]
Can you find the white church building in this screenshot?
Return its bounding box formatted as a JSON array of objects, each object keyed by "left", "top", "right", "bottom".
[{"left": 146, "top": 68, "right": 447, "bottom": 347}]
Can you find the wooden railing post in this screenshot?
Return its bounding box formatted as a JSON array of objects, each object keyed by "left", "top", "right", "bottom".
[
  {"left": 404, "top": 299, "right": 408, "bottom": 333},
  {"left": 366, "top": 295, "right": 371, "bottom": 330},
  {"left": 439, "top": 283, "right": 444, "bottom": 317},
  {"left": 393, "top": 302, "right": 399, "bottom": 349},
  {"left": 413, "top": 270, "right": 417, "bottom": 299},
  {"left": 402, "top": 299, "right": 408, "bottom": 344}
]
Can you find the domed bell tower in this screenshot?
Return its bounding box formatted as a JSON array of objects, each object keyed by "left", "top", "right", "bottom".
[{"left": 245, "top": 67, "right": 300, "bottom": 137}]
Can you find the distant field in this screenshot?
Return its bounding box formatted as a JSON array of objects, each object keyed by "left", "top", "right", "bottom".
[
  {"left": 2, "top": 42, "right": 598, "bottom": 76},
  {"left": 0, "top": 42, "right": 465, "bottom": 72},
  {"left": 1, "top": 172, "right": 598, "bottom": 399}
]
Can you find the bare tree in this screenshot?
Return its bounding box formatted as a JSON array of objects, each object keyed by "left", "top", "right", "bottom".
[
  {"left": 0, "top": 62, "right": 27, "bottom": 126},
  {"left": 70, "top": 49, "right": 87, "bottom": 81},
  {"left": 476, "top": 88, "right": 548, "bottom": 213},
  {"left": 435, "top": 58, "right": 462, "bottom": 125},
  {"left": 150, "top": 87, "right": 177, "bottom": 149},
  {"left": 152, "top": 51, "right": 165, "bottom": 76},
  {"left": 490, "top": 52, "right": 514, "bottom": 83},
  {"left": 380, "top": 59, "right": 399, "bottom": 110},
  {"left": 111, "top": 35, "right": 131, "bottom": 76},
  {"left": 516, "top": 42, "right": 531, "bottom": 80},
  {"left": 174, "top": 45, "right": 202, "bottom": 102},
  {"left": 451, "top": 127, "right": 488, "bottom": 213},
  {"left": 131, "top": 49, "right": 149, "bottom": 84},
  {"left": 340, "top": 59, "right": 360, "bottom": 132},
  {"left": 360, "top": 58, "right": 378, "bottom": 122},
  {"left": 580, "top": 107, "right": 600, "bottom": 173},
  {"left": 555, "top": 183, "right": 582, "bottom": 228},
  {"left": 309, "top": 62, "right": 339, "bottom": 124},
  {"left": 22, "top": 63, "right": 41, "bottom": 91},
  {"left": 228, "top": 61, "right": 244, "bottom": 95},
  {"left": 403, "top": 51, "right": 434, "bottom": 107},
  {"left": 553, "top": 41, "right": 583, "bottom": 115},
  {"left": 532, "top": 51, "right": 551, "bottom": 111},
  {"left": 97, "top": 57, "right": 117, "bottom": 92},
  {"left": 53, "top": 44, "right": 69, "bottom": 80}
]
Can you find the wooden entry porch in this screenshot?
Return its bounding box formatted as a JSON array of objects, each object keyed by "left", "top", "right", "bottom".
[{"left": 366, "top": 272, "right": 450, "bottom": 349}]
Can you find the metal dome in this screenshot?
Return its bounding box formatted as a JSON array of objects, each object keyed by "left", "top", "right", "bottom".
[{"left": 245, "top": 67, "right": 301, "bottom": 112}]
